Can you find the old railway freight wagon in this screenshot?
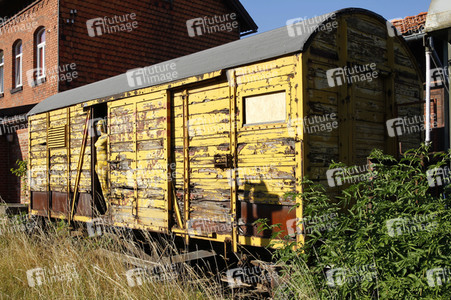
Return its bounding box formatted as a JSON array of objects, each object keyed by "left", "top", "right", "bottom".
[{"left": 27, "top": 8, "right": 422, "bottom": 251}]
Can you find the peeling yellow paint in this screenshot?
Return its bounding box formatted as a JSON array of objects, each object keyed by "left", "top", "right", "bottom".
[{"left": 28, "top": 13, "right": 422, "bottom": 250}]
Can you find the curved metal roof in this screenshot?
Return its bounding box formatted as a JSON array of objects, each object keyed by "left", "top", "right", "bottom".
[{"left": 28, "top": 8, "right": 386, "bottom": 116}]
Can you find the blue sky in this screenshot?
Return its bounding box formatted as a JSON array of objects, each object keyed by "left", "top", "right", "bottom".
[{"left": 241, "top": 0, "right": 431, "bottom": 35}]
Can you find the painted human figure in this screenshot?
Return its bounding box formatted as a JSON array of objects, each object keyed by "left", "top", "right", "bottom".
[{"left": 94, "top": 120, "right": 108, "bottom": 198}]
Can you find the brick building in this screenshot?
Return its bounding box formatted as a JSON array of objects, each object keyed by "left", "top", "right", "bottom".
[
  {"left": 0, "top": 0, "right": 257, "bottom": 203},
  {"left": 391, "top": 12, "right": 449, "bottom": 152}
]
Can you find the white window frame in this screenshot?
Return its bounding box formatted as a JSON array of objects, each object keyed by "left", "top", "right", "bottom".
[
  {"left": 36, "top": 28, "right": 46, "bottom": 79},
  {"left": 0, "top": 51, "right": 4, "bottom": 94},
  {"left": 15, "top": 41, "right": 23, "bottom": 88},
  {"left": 244, "top": 91, "right": 287, "bottom": 125}
]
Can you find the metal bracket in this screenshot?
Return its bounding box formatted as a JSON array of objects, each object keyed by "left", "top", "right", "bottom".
[{"left": 214, "top": 154, "right": 233, "bottom": 169}]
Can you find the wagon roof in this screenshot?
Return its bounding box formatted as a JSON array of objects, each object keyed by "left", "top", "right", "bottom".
[{"left": 28, "top": 8, "right": 385, "bottom": 116}]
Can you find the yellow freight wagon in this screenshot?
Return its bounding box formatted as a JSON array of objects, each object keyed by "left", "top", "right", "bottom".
[{"left": 27, "top": 8, "right": 422, "bottom": 251}]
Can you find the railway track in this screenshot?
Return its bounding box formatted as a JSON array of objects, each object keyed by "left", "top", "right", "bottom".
[{"left": 88, "top": 227, "right": 285, "bottom": 299}]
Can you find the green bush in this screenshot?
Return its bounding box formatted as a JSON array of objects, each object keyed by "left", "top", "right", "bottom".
[{"left": 274, "top": 145, "right": 451, "bottom": 299}]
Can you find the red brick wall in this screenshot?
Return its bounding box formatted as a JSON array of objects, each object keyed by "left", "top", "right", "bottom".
[
  {"left": 0, "top": 0, "right": 246, "bottom": 203},
  {"left": 430, "top": 88, "right": 445, "bottom": 128},
  {"left": 0, "top": 128, "right": 27, "bottom": 203},
  {"left": 59, "top": 0, "right": 241, "bottom": 89},
  {"left": 1, "top": 0, "right": 242, "bottom": 107},
  {"left": 0, "top": 0, "right": 59, "bottom": 109},
  {"left": 0, "top": 0, "right": 58, "bottom": 203},
  {"left": 0, "top": 135, "right": 10, "bottom": 203}
]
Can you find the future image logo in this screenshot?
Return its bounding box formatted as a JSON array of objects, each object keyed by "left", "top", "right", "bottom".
[
  {"left": 186, "top": 18, "right": 204, "bottom": 37},
  {"left": 287, "top": 114, "right": 338, "bottom": 137},
  {"left": 286, "top": 218, "right": 301, "bottom": 237},
  {"left": 426, "top": 267, "right": 450, "bottom": 287},
  {"left": 386, "top": 118, "right": 404, "bottom": 137},
  {"left": 0, "top": 115, "right": 28, "bottom": 136},
  {"left": 126, "top": 62, "right": 177, "bottom": 88},
  {"left": 26, "top": 68, "right": 45, "bottom": 87},
  {"left": 386, "top": 115, "right": 435, "bottom": 138},
  {"left": 286, "top": 213, "right": 338, "bottom": 237},
  {"left": 126, "top": 264, "right": 178, "bottom": 287},
  {"left": 326, "top": 168, "right": 343, "bottom": 187},
  {"left": 326, "top": 64, "right": 378, "bottom": 87},
  {"left": 25, "top": 63, "right": 78, "bottom": 88},
  {"left": 326, "top": 164, "right": 376, "bottom": 187},
  {"left": 126, "top": 268, "right": 146, "bottom": 287},
  {"left": 186, "top": 13, "right": 238, "bottom": 37},
  {"left": 0, "top": 214, "right": 38, "bottom": 236},
  {"left": 0, "top": 12, "right": 38, "bottom": 36},
  {"left": 26, "top": 268, "right": 45, "bottom": 287},
  {"left": 86, "top": 13, "right": 138, "bottom": 37},
  {"left": 286, "top": 13, "right": 337, "bottom": 37},
  {"left": 430, "top": 68, "right": 449, "bottom": 88},
  {"left": 326, "top": 268, "right": 347, "bottom": 287},
  {"left": 86, "top": 218, "right": 104, "bottom": 237},
  {"left": 86, "top": 18, "right": 104, "bottom": 37},
  {"left": 386, "top": 217, "right": 406, "bottom": 237},
  {"left": 386, "top": 213, "right": 437, "bottom": 237},
  {"left": 326, "top": 264, "right": 376, "bottom": 287},
  {"left": 225, "top": 266, "right": 278, "bottom": 288},
  {"left": 26, "top": 263, "right": 79, "bottom": 287},
  {"left": 426, "top": 167, "right": 450, "bottom": 187}
]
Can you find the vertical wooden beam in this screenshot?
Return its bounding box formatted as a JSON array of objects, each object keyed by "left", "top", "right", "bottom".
[
  {"left": 347, "top": 66, "right": 356, "bottom": 164},
  {"left": 229, "top": 70, "right": 238, "bottom": 252},
  {"left": 28, "top": 116, "right": 32, "bottom": 212},
  {"left": 70, "top": 109, "right": 91, "bottom": 222},
  {"left": 107, "top": 105, "right": 111, "bottom": 213},
  {"left": 385, "top": 31, "right": 397, "bottom": 156},
  {"left": 133, "top": 102, "right": 138, "bottom": 219},
  {"left": 296, "top": 54, "right": 306, "bottom": 247},
  {"left": 66, "top": 107, "right": 71, "bottom": 219},
  {"left": 90, "top": 108, "right": 96, "bottom": 219},
  {"left": 182, "top": 90, "right": 190, "bottom": 244},
  {"left": 446, "top": 42, "right": 451, "bottom": 150},
  {"left": 337, "top": 15, "right": 349, "bottom": 165},
  {"left": 46, "top": 112, "right": 51, "bottom": 219},
  {"left": 164, "top": 90, "right": 173, "bottom": 231}
]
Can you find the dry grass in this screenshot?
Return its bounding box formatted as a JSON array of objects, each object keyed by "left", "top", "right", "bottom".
[
  {"left": 0, "top": 215, "right": 226, "bottom": 300},
  {"left": 0, "top": 213, "right": 320, "bottom": 300}
]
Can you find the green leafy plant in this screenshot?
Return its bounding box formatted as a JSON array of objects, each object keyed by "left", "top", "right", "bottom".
[
  {"left": 10, "top": 159, "right": 27, "bottom": 178},
  {"left": 10, "top": 159, "right": 28, "bottom": 201},
  {"left": 272, "top": 145, "right": 451, "bottom": 299}
]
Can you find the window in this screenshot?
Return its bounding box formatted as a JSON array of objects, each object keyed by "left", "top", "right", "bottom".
[
  {"left": 244, "top": 92, "right": 286, "bottom": 125},
  {"left": 0, "top": 51, "right": 4, "bottom": 94},
  {"left": 36, "top": 28, "right": 45, "bottom": 79},
  {"left": 14, "top": 41, "right": 23, "bottom": 88}
]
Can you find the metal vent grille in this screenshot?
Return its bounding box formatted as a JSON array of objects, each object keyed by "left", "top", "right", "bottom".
[{"left": 48, "top": 125, "right": 67, "bottom": 148}]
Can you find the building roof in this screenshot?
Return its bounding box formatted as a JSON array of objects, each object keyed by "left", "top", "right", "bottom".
[
  {"left": 28, "top": 8, "right": 386, "bottom": 116},
  {"left": 391, "top": 12, "right": 427, "bottom": 36},
  {"left": 225, "top": 0, "right": 258, "bottom": 36}
]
